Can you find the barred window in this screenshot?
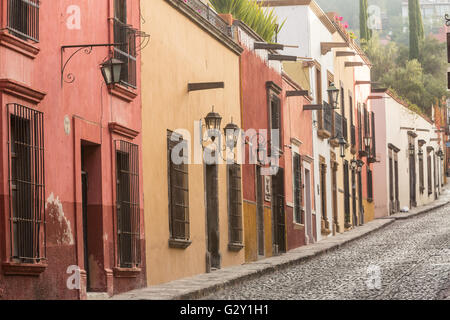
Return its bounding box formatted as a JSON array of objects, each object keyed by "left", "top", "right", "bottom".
[
  {"left": 269, "top": 95, "right": 281, "bottom": 156},
  {"left": 115, "top": 140, "right": 140, "bottom": 268},
  {"left": 167, "top": 131, "right": 190, "bottom": 241},
  {"left": 114, "top": 0, "right": 137, "bottom": 87},
  {"left": 227, "top": 163, "right": 243, "bottom": 245},
  {"left": 343, "top": 160, "right": 350, "bottom": 224},
  {"left": 358, "top": 104, "right": 362, "bottom": 151},
  {"left": 371, "top": 112, "right": 376, "bottom": 157},
  {"left": 293, "top": 153, "right": 304, "bottom": 224},
  {"left": 7, "top": 0, "right": 39, "bottom": 42},
  {"left": 419, "top": 154, "right": 424, "bottom": 193},
  {"left": 367, "top": 168, "right": 373, "bottom": 201},
  {"left": 8, "top": 103, "right": 45, "bottom": 263},
  {"left": 427, "top": 153, "right": 432, "bottom": 195}
]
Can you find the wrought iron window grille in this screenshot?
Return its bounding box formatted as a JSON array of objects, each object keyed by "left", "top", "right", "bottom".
[
  {"left": 7, "top": 103, "right": 46, "bottom": 263},
  {"left": 6, "top": 0, "right": 40, "bottom": 42},
  {"left": 115, "top": 140, "right": 140, "bottom": 268}
]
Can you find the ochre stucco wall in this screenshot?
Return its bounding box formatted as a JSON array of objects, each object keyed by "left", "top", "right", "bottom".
[
  {"left": 141, "top": 0, "right": 244, "bottom": 286},
  {"left": 243, "top": 201, "right": 257, "bottom": 262}
]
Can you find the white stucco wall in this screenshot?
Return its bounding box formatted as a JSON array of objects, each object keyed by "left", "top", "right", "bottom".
[
  {"left": 372, "top": 91, "right": 444, "bottom": 217},
  {"left": 272, "top": 3, "right": 335, "bottom": 241}
]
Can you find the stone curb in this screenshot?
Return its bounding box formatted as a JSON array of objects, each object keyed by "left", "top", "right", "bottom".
[
  {"left": 110, "top": 219, "right": 394, "bottom": 300},
  {"left": 109, "top": 192, "right": 450, "bottom": 301},
  {"left": 389, "top": 200, "right": 450, "bottom": 220}
]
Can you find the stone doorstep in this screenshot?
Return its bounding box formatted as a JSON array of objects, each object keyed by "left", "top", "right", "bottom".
[{"left": 110, "top": 197, "right": 446, "bottom": 300}]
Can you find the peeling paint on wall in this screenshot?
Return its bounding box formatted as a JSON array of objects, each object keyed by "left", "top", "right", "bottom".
[{"left": 46, "top": 193, "right": 74, "bottom": 245}]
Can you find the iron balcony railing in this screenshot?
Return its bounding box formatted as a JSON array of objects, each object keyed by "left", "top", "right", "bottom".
[
  {"left": 181, "top": 0, "right": 232, "bottom": 37},
  {"left": 7, "top": 0, "right": 40, "bottom": 42},
  {"left": 323, "top": 103, "right": 333, "bottom": 134},
  {"left": 113, "top": 19, "right": 137, "bottom": 88},
  {"left": 334, "top": 111, "right": 343, "bottom": 139},
  {"left": 351, "top": 124, "right": 356, "bottom": 146},
  {"left": 342, "top": 117, "right": 348, "bottom": 141}
]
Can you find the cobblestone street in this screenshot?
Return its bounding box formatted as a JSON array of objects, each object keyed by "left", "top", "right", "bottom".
[{"left": 204, "top": 203, "right": 450, "bottom": 300}]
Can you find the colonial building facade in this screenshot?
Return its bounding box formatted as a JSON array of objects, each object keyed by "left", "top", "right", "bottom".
[
  {"left": 235, "top": 20, "right": 285, "bottom": 261},
  {"left": 141, "top": 0, "right": 244, "bottom": 285},
  {"left": 0, "top": 0, "right": 146, "bottom": 299},
  {"left": 372, "top": 89, "right": 445, "bottom": 218}
]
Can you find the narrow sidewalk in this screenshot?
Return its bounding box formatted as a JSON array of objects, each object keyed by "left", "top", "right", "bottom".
[{"left": 109, "top": 188, "right": 450, "bottom": 300}]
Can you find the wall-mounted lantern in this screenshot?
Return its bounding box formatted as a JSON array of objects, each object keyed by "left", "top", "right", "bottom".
[
  {"left": 418, "top": 148, "right": 424, "bottom": 159},
  {"left": 364, "top": 136, "right": 372, "bottom": 152},
  {"left": 409, "top": 143, "right": 415, "bottom": 156},
  {"left": 100, "top": 58, "right": 124, "bottom": 85},
  {"left": 200, "top": 107, "right": 240, "bottom": 156},
  {"left": 437, "top": 148, "right": 444, "bottom": 159},
  {"left": 357, "top": 160, "right": 365, "bottom": 172},
  {"left": 204, "top": 106, "right": 222, "bottom": 133},
  {"left": 350, "top": 159, "right": 358, "bottom": 171},
  {"left": 327, "top": 82, "right": 340, "bottom": 109},
  {"left": 224, "top": 121, "right": 240, "bottom": 149},
  {"left": 338, "top": 136, "right": 347, "bottom": 158}
]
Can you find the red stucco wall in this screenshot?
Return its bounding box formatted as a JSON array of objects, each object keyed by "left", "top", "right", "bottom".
[
  {"left": 240, "top": 48, "right": 283, "bottom": 204},
  {"left": 281, "top": 74, "right": 315, "bottom": 250}
]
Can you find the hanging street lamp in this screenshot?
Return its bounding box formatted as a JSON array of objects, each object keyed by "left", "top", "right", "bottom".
[
  {"left": 364, "top": 136, "right": 372, "bottom": 152},
  {"left": 327, "top": 82, "right": 340, "bottom": 109},
  {"left": 224, "top": 121, "right": 240, "bottom": 150},
  {"left": 204, "top": 106, "right": 222, "bottom": 142},
  {"left": 409, "top": 143, "right": 415, "bottom": 156},
  {"left": 338, "top": 136, "right": 347, "bottom": 158}
]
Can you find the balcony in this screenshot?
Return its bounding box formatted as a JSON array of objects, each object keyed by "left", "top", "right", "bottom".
[
  {"left": 317, "top": 103, "right": 333, "bottom": 139},
  {"left": 181, "top": 0, "right": 232, "bottom": 37},
  {"left": 113, "top": 19, "right": 137, "bottom": 88},
  {"left": 334, "top": 112, "right": 343, "bottom": 139}
]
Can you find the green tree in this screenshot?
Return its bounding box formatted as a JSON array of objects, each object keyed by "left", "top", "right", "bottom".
[
  {"left": 414, "top": 0, "right": 424, "bottom": 40},
  {"left": 360, "top": 0, "right": 371, "bottom": 42},
  {"left": 364, "top": 34, "right": 449, "bottom": 117},
  {"left": 409, "top": 0, "right": 420, "bottom": 60},
  {"left": 362, "top": 33, "right": 398, "bottom": 82}
]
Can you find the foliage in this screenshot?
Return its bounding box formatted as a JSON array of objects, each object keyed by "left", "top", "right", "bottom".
[
  {"left": 363, "top": 33, "right": 449, "bottom": 117},
  {"left": 209, "top": 0, "right": 285, "bottom": 42},
  {"left": 362, "top": 33, "right": 398, "bottom": 82}
]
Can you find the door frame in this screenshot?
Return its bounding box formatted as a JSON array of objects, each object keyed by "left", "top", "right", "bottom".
[
  {"left": 204, "top": 163, "right": 221, "bottom": 271},
  {"left": 303, "top": 160, "right": 313, "bottom": 244}
]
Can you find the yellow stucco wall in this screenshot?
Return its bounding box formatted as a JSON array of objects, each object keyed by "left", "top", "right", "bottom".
[
  {"left": 282, "top": 62, "right": 311, "bottom": 92},
  {"left": 141, "top": 0, "right": 244, "bottom": 286},
  {"left": 243, "top": 201, "right": 257, "bottom": 262},
  {"left": 264, "top": 207, "right": 273, "bottom": 258},
  {"left": 243, "top": 202, "right": 273, "bottom": 261},
  {"left": 363, "top": 201, "right": 375, "bottom": 223}
]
